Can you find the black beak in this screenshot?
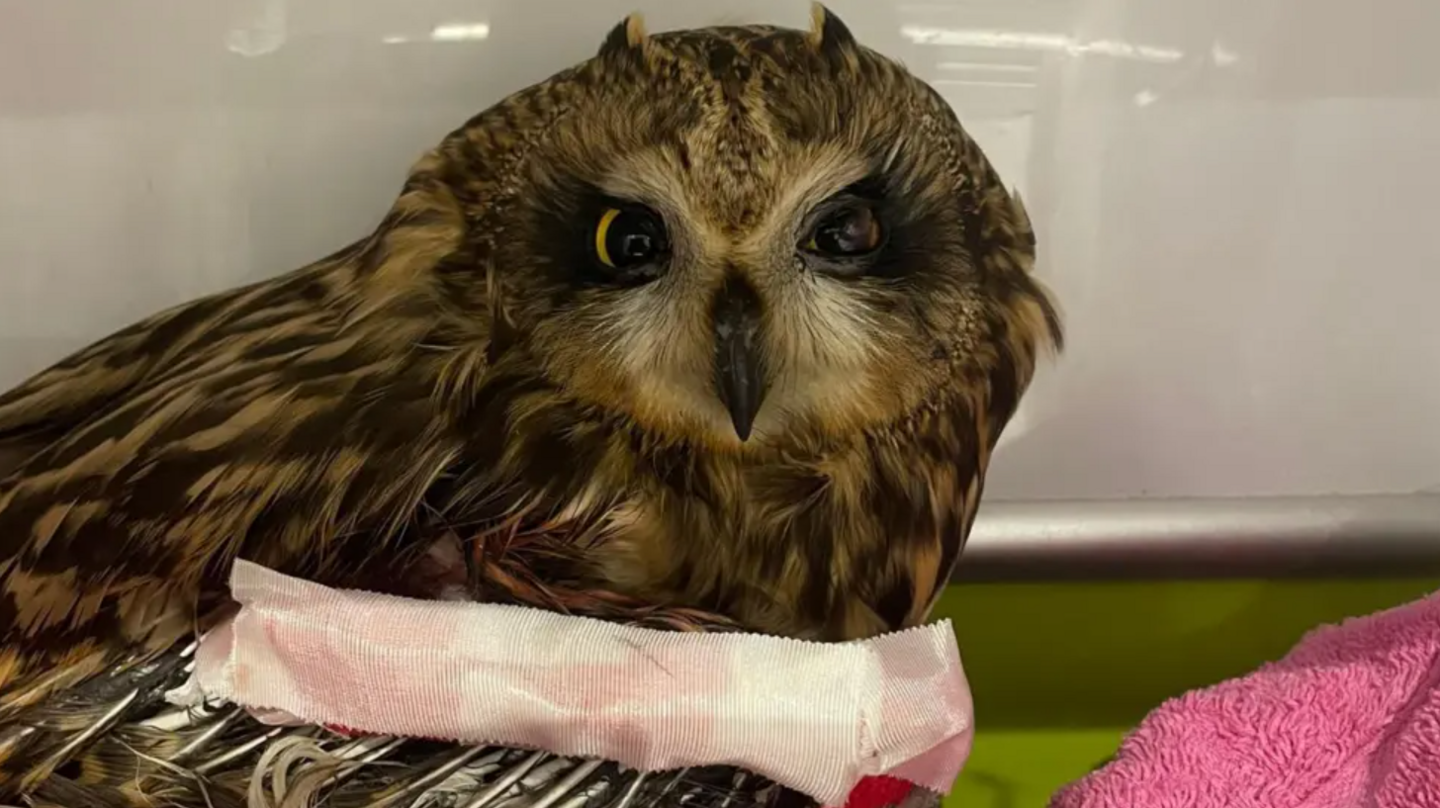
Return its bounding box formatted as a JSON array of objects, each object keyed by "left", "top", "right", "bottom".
[{"left": 712, "top": 278, "right": 767, "bottom": 442}]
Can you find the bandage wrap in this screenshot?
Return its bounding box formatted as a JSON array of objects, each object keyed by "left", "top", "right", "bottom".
[{"left": 173, "top": 561, "right": 974, "bottom": 806}]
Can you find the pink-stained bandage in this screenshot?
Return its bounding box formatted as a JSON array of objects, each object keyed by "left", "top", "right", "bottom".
[{"left": 175, "top": 560, "right": 974, "bottom": 805}]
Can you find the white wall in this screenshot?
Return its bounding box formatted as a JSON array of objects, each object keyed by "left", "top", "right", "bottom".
[{"left": 3, "top": 0, "right": 1438, "bottom": 503}]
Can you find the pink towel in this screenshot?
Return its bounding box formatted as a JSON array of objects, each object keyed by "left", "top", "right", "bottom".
[{"left": 1051, "top": 590, "right": 1440, "bottom": 808}]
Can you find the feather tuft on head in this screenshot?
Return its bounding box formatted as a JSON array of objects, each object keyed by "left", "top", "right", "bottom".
[
  {"left": 808, "top": 3, "right": 858, "bottom": 61},
  {"left": 598, "top": 13, "right": 650, "bottom": 67}
]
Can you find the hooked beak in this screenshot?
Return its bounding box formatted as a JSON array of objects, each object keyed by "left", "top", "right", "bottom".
[{"left": 712, "top": 278, "right": 767, "bottom": 442}]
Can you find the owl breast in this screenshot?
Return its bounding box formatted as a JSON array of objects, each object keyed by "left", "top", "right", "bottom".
[{"left": 578, "top": 433, "right": 976, "bottom": 641}]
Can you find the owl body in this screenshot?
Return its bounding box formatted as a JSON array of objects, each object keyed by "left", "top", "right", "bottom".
[{"left": 0, "top": 8, "right": 1060, "bottom": 788}]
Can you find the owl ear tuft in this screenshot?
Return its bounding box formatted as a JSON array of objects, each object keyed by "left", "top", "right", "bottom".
[
  {"left": 809, "top": 3, "right": 858, "bottom": 60},
  {"left": 1010, "top": 189, "right": 1039, "bottom": 253},
  {"left": 598, "top": 13, "right": 649, "bottom": 67}
]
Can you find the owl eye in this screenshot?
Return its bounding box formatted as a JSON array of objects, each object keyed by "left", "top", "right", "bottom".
[
  {"left": 804, "top": 204, "right": 884, "bottom": 258},
  {"left": 594, "top": 206, "right": 668, "bottom": 278}
]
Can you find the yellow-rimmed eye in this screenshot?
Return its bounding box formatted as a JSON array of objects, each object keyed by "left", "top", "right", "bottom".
[
  {"left": 804, "top": 204, "right": 883, "bottom": 257},
  {"left": 594, "top": 206, "right": 666, "bottom": 271}
]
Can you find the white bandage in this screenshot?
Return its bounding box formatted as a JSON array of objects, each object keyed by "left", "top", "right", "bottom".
[{"left": 176, "top": 560, "right": 974, "bottom": 805}]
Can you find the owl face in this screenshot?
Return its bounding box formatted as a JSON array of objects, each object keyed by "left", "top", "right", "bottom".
[{"left": 477, "top": 9, "right": 1059, "bottom": 453}]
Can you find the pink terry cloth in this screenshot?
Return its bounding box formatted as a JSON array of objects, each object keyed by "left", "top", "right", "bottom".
[{"left": 1051, "top": 589, "right": 1440, "bottom": 808}]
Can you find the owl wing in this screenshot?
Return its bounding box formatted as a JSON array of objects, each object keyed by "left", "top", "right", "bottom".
[
  {"left": 0, "top": 298, "right": 227, "bottom": 480},
  {"left": 0, "top": 257, "right": 471, "bottom": 722}
]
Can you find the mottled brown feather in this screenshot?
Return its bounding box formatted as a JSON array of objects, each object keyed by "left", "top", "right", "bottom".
[{"left": 0, "top": 7, "right": 1060, "bottom": 797}]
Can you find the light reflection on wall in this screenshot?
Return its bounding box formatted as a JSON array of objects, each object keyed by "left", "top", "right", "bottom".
[
  {"left": 382, "top": 21, "right": 491, "bottom": 45},
  {"left": 899, "top": 25, "right": 1184, "bottom": 63}
]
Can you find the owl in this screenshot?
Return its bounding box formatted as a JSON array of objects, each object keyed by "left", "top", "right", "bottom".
[{"left": 0, "top": 5, "right": 1060, "bottom": 800}]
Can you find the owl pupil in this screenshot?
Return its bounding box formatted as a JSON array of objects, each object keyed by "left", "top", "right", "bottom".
[
  {"left": 811, "top": 205, "right": 882, "bottom": 257},
  {"left": 621, "top": 233, "right": 652, "bottom": 259}
]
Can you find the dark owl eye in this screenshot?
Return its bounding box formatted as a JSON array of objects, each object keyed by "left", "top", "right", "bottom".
[
  {"left": 804, "top": 204, "right": 884, "bottom": 258},
  {"left": 594, "top": 206, "right": 668, "bottom": 277}
]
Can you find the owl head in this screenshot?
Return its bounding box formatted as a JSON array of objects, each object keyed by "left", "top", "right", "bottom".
[{"left": 430, "top": 4, "right": 1061, "bottom": 455}]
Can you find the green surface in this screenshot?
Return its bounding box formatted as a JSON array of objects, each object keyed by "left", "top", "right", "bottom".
[{"left": 930, "top": 577, "right": 1440, "bottom": 807}]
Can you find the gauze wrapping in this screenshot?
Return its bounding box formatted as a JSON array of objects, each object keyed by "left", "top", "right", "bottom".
[{"left": 174, "top": 560, "right": 974, "bottom": 805}]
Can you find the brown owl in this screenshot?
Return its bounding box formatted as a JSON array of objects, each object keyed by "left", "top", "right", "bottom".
[{"left": 0, "top": 5, "right": 1060, "bottom": 804}]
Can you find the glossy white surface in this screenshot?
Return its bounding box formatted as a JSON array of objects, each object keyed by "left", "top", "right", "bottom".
[{"left": 3, "top": 0, "right": 1438, "bottom": 501}]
